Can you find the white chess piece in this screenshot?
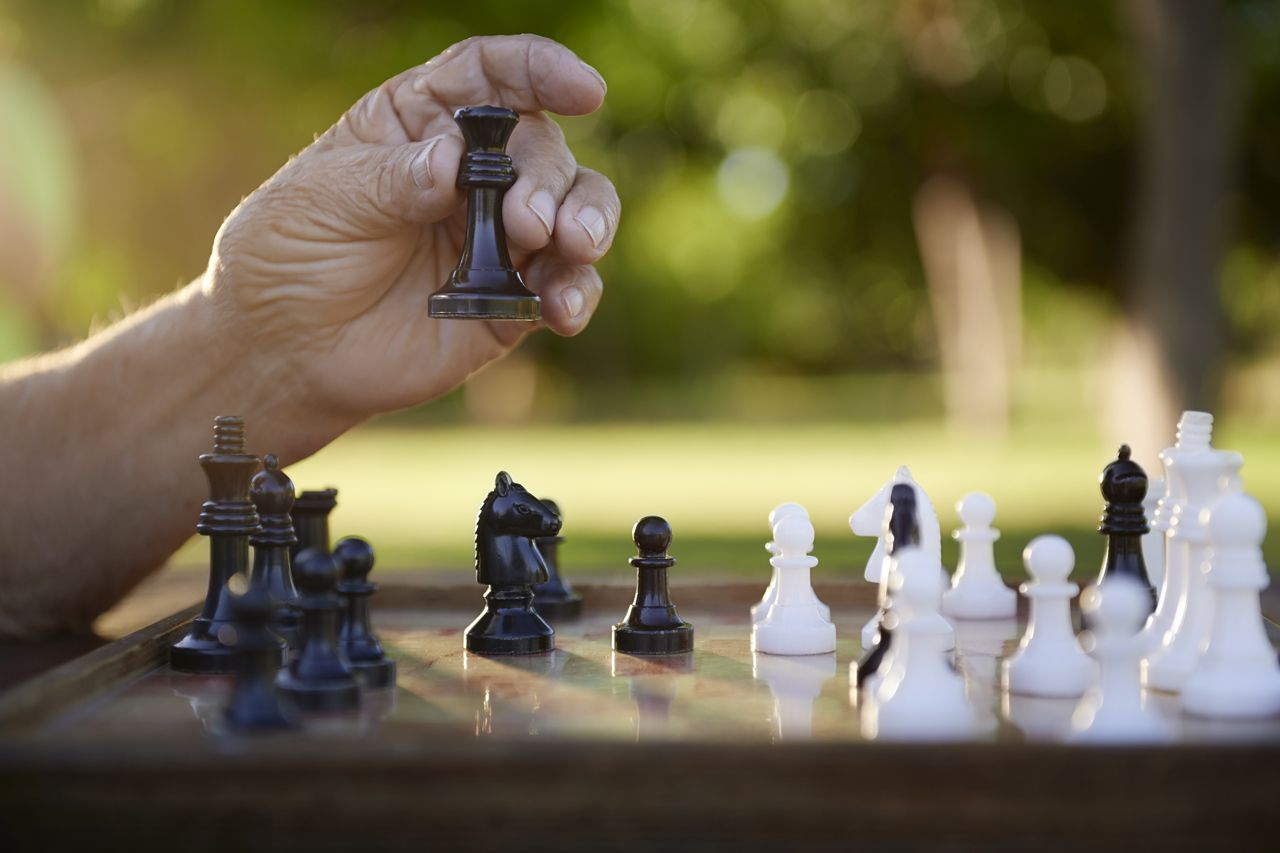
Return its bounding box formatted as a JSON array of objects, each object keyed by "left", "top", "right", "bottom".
[
  {"left": 753, "top": 513, "right": 837, "bottom": 655},
  {"left": 1140, "top": 412, "right": 1212, "bottom": 652},
  {"left": 753, "top": 652, "right": 837, "bottom": 741},
  {"left": 1001, "top": 536, "right": 1096, "bottom": 698},
  {"left": 851, "top": 466, "right": 942, "bottom": 649},
  {"left": 752, "top": 503, "right": 821, "bottom": 623},
  {"left": 1071, "top": 578, "right": 1174, "bottom": 744},
  {"left": 1142, "top": 476, "right": 1166, "bottom": 593},
  {"left": 942, "top": 492, "right": 1017, "bottom": 620},
  {"left": 1143, "top": 441, "right": 1243, "bottom": 693},
  {"left": 1182, "top": 493, "right": 1280, "bottom": 719},
  {"left": 862, "top": 542, "right": 956, "bottom": 697},
  {"left": 862, "top": 548, "right": 976, "bottom": 742}
]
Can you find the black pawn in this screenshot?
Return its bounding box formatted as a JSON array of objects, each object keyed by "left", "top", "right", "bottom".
[
  {"left": 428, "top": 106, "right": 540, "bottom": 321},
  {"left": 335, "top": 536, "right": 397, "bottom": 689},
  {"left": 856, "top": 483, "right": 919, "bottom": 687},
  {"left": 249, "top": 454, "right": 301, "bottom": 648},
  {"left": 277, "top": 548, "right": 362, "bottom": 712},
  {"left": 171, "top": 416, "right": 263, "bottom": 674},
  {"left": 291, "top": 487, "right": 338, "bottom": 560},
  {"left": 613, "top": 516, "right": 694, "bottom": 655},
  {"left": 224, "top": 586, "right": 297, "bottom": 733},
  {"left": 1096, "top": 444, "right": 1157, "bottom": 613},
  {"left": 532, "top": 499, "right": 583, "bottom": 620}
]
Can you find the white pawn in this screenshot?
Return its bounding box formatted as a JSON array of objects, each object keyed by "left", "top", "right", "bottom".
[
  {"left": 752, "top": 503, "right": 821, "bottom": 623},
  {"left": 1071, "top": 578, "right": 1173, "bottom": 744},
  {"left": 753, "top": 514, "right": 837, "bottom": 655},
  {"left": 862, "top": 548, "right": 976, "bottom": 742},
  {"left": 753, "top": 652, "right": 837, "bottom": 741},
  {"left": 1001, "top": 536, "right": 1097, "bottom": 697},
  {"left": 1182, "top": 493, "right": 1280, "bottom": 719},
  {"left": 1141, "top": 476, "right": 1166, "bottom": 592},
  {"left": 942, "top": 492, "right": 1017, "bottom": 620}
]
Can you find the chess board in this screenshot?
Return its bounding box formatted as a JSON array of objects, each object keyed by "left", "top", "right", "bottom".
[{"left": 2, "top": 580, "right": 1278, "bottom": 852}]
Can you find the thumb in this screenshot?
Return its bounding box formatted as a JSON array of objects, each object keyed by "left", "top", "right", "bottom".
[{"left": 296, "top": 134, "right": 466, "bottom": 237}]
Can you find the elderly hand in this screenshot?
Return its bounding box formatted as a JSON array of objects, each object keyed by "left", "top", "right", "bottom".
[{"left": 204, "top": 35, "right": 618, "bottom": 424}]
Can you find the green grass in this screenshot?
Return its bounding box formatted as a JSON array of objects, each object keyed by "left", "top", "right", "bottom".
[{"left": 170, "top": 419, "right": 1280, "bottom": 581}]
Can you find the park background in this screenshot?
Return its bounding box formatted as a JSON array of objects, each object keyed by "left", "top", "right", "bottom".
[{"left": 1, "top": 0, "right": 1278, "bottom": 599}]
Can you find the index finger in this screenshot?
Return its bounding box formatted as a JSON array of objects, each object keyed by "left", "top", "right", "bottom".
[{"left": 321, "top": 35, "right": 606, "bottom": 150}]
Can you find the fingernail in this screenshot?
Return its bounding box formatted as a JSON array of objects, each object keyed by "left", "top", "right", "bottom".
[
  {"left": 579, "top": 59, "right": 607, "bottom": 92},
  {"left": 527, "top": 190, "right": 556, "bottom": 237},
  {"left": 411, "top": 138, "right": 439, "bottom": 190},
  {"left": 575, "top": 206, "right": 607, "bottom": 248},
  {"left": 562, "top": 286, "right": 586, "bottom": 320}
]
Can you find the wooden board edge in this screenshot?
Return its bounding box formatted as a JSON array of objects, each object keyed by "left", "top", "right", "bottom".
[{"left": 0, "top": 602, "right": 201, "bottom": 732}]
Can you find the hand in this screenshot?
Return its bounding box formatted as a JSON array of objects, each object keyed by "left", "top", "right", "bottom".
[{"left": 204, "top": 35, "right": 618, "bottom": 424}]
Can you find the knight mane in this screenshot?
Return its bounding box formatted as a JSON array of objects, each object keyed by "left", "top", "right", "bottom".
[{"left": 475, "top": 487, "right": 499, "bottom": 572}]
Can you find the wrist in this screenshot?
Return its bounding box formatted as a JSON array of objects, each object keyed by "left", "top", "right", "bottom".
[{"left": 188, "top": 273, "right": 360, "bottom": 464}]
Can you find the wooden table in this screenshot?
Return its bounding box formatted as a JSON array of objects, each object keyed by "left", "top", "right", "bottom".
[{"left": 1, "top": 579, "right": 1278, "bottom": 852}]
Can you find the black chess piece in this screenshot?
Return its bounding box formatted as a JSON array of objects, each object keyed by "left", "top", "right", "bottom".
[
  {"left": 291, "top": 487, "right": 338, "bottom": 559},
  {"left": 249, "top": 454, "right": 301, "bottom": 647},
  {"left": 171, "top": 416, "right": 263, "bottom": 674},
  {"left": 532, "top": 499, "right": 583, "bottom": 620},
  {"left": 613, "top": 516, "right": 695, "bottom": 655},
  {"left": 465, "top": 471, "right": 561, "bottom": 655},
  {"left": 856, "top": 483, "right": 919, "bottom": 687},
  {"left": 428, "top": 106, "right": 540, "bottom": 321},
  {"left": 1096, "top": 444, "right": 1157, "bottom": 613},
  {"left": 276, "top": 548, "right": 362, "bottom": 712},
  {"left": 224, "top": 586, "right": 297, "bottom": 733},
  {"left": 334, "top": 536, "right": 397, "bottom": 689}
]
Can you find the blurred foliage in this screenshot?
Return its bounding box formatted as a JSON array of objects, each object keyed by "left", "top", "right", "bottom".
[{"left": 0, "top": 0, "right": 1279, "bottom": 411}]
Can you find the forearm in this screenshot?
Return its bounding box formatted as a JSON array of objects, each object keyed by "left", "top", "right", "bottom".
[{"left": 0, "top": 278, "right": 355, "bottom": 638}]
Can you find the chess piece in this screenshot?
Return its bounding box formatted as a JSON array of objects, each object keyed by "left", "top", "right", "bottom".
[
  {"left": 1093, "top": 445, "right": 1156, "bottom": 615},
  {"left": 1001, "top": 536, "right": 1096, "bottom": 697},
  {"left": 752, "top": 511, "right": 836, "bottom": 655},
  {"left": 428, "top": 106, "right": 540, "bottom": 320},
  {"left": 1142, "top": 476, "right": 1166, "bottom": 592},
  {"left": 862, "top": 547, "right": 977, "bottom": 742},
  {"left": 277, "top": 548, "right": 362, "bottom": 712},
  {"left": 291, "top": 487, "right": 337, "bottom": 559},
  {"left": 613, "top": 516, "right": 695, "bottom": 655},
  {"left": 465, "top": 472, "right": 561, "bottom": 655},
  {"left": 1071, "top": 578, "right": 1173, "bottom": 744},
  {"left": 248, "top": 454, "right": 301, "bottom": 647},
  {"left": 855, "top": 483, "right": 918, "bottom": 687},
  {"left": 223, "top": 586, "right": 297, "bottom": 733},
  {"left": 752, "top": 502, "right": 831, "bottom": 623},
  {"left": 752, "top": 652, "right": 837, "bottom": 741},
  {"left": 1140, "top": 412, "right": 1210, "bottom": 651},
  {"left": 851, "top": 466, "right": 941, "bottom": 649},
  {"left": 1182, "top": 493, "right": 1280, "bottom": 718},
  {"left": 942, "top": 492, "right": 1017, "bottom": 620},
  {"left": 1143, "top": 438, "right": 1243, "bottom": 693},
  {"left": 171, "top": 416, "right": 263, "bottom": 674},
  {"left": 532, "top": 499, "right": 583, "bottom": 620},
  {"left": 335, "top": 536, "right": 397, "bottom": 689}
]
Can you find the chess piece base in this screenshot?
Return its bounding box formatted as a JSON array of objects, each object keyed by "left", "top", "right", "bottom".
[
  {"left": 350, "top": 657, "right": 397, "bottom": 690},
  {"left": 465, "top": 604, "right": 555, "bottom": 655},
  {"left": 533, "top": 592, "right": 583, "bottom": 620},
  {"left": 613, "top": 623, "right": 694, "bottom": 655},
  {"left": 276, "top": 673, "right": 361, "bottom": 712},
  {"left": 941, "top": 582, "right": 1018, "bottom": 620},
  {"left": 752, "top": 609, "right": 836, "bottom": 656},
  {"left": 429, "top": 290, "right": 540, "bottom": 321},
  {"left": 172, "top": 629, "right": 286, "bottom": 675}
]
